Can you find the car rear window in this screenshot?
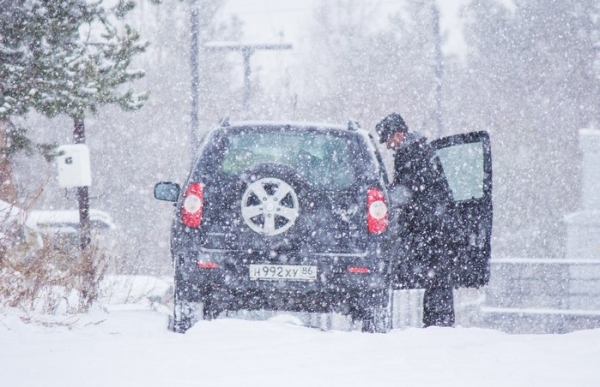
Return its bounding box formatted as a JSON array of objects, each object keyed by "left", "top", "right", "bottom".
[{"left": 219, "top": 129, "right": 356, "bottom": 189}]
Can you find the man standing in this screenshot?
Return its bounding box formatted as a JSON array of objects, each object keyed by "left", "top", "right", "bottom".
[{"left": 376, "top": 113, "right": 455, "bottom": 327}]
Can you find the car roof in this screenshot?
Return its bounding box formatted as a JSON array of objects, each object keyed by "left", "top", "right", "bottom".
[
  {"left": 219, "top": 120, "right": 370, "bottom": 138},
  {"left": 227, "top": 120, "right": 346, "bottom": 130}
]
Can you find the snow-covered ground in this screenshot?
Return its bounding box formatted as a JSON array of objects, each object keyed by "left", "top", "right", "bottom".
[{"left": 1, "top": 275, "right": 599, "bottom": 387}]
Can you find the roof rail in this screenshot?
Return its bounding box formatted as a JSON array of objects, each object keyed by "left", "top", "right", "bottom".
[
  {"left": 219, "top": 116, "right": 230, "bottom": 127},
  {"left": 347, "top": 119, "right": 361, "bottom": 131}
]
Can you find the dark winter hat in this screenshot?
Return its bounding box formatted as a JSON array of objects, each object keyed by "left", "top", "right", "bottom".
[{"left": 375, "top": 113, "right": 408, "bottom": 143}]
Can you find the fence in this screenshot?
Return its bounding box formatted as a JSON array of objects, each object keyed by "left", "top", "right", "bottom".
[{"left": 481, "top": 258, "right": 600, "bottom": 334}]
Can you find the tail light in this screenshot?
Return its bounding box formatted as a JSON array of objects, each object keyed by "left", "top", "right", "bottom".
[
  {"left": 348, "top": 267, "right": 370, "bottom": 274},
  {"left": 368, "top": 188, "right": 388, "bottom": 234},
  {"left": 182, "top": 183, "right": 204, "bottom": 228},
  {"left": 198, "top": 262, "right": 218, "bottom": 269}
]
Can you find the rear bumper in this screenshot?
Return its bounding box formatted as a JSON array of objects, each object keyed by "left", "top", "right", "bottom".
[{"left": 175, "top": 247, "right": 390, "bottom": 312}]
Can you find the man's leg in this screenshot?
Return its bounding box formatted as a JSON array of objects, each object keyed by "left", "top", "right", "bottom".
[{"left": 422, "top": 286, "right": 455, "bottom": 327}]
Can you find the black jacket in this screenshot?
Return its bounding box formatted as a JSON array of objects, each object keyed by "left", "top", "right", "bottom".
[{"left": 392, "top": 132, "right": 454, "bottom": 287}]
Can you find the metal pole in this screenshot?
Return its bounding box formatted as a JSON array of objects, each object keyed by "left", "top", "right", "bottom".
[
  {"left": 190, "top": 0, "right": 200, "bottom": 156},
  {"left": 432, "top": 1, "right": 444, "bottom": 137},
  {"left": 243, "top": 50, "right": 252, "bottom": 117},
  {"left": 73, "top": 118, "right": 90, "bottom": 251}
]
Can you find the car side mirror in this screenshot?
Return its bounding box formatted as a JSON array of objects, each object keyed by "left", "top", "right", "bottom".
[
  {"left": 154, "top": 182, "right": 180, "bottom": 202},
  {"left": 388, "top": 185, "right": 411, "bottom": 208}
]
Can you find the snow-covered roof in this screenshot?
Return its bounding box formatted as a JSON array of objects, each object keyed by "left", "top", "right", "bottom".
[
  {"left": 579, "top": 128, "right": 600, "bottom": 137},
  {"left": 25, "top": 209, "right": 117, "bottom": 231},
  {"left": 564, "top": 211, "right": 600, "bottom": 225},
  {"left": 225, "top": 120, "right": 349, "bottom": 131},
  {"left": 222, "top": 120, "right": 374, "bottom": 140}
]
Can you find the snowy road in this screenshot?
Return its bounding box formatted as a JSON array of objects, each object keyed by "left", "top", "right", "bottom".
[{"left": 2, "top": 304, "right": 599, "bottom": 387}]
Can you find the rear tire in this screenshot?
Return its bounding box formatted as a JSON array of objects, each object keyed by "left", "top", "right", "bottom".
[
  {"left": 241, "top": 162, "right": 308, "bottom": 191},
  {"left": 171, "top": 298, "right": 195, "bottom": 333},
  {"left": 202, "top": 295, "right": 220, "bottom": 321},
  {"left": 170, "top": 269, "right": 221, "bottom": 333},
  {"left": 170, "top": 271, "right": 195, "bottom": 333},
  {"left": 170, "top": 298, "right": 220, "bottom": 333},
  {"left": 361, "top": 290, "right": 392, "bottom": 333},
  {"left": 362, "top": 303, "right": 391, "bottom": 333}
]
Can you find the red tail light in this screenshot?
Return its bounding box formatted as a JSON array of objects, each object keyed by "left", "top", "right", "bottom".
[
  {"left": 368, "top": 188, "right": 388, "bottom": 234},
  {"left": 198, "top": 262, "right": 218, "bottom": 269},
  {"left": 348, "top": 267, "right": 370, "bottom": 274},
  {"left": 182, "top": 183, "right": 204, "bottom": 228}
]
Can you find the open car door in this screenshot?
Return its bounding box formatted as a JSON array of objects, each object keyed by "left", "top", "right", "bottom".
[{"left": 430, "top": 131, "right": 493, "bottom": 288}]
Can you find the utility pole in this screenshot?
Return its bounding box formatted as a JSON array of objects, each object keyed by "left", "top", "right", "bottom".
[
  {"left": 204, "top": 42, "right": 292, "bottom": 118},
  {"left": 432, "top": 0, "right": 444, "bottom": 137},
  {"left": 190, "top": 0, "right": 200, "bottom": 157},
  {"left": 73, "top": 118, "right": 91, "bottom": 251}
]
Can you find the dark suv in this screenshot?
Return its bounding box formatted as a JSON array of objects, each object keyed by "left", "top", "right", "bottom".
[
  {"left": 155, "top": 120, "right": 394, "bottom": 333},
  {"left": 155, "top": 120, "right": 494, "bottom": 333}
]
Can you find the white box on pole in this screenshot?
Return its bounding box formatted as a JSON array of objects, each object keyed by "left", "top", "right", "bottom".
[{"left": 56, "top": 144, "right": 92, "bottom": 188}]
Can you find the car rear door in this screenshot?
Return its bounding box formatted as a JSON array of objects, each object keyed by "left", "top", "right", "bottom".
[{"left": 430, "top": 131, "right": 493, "bottom": 288}]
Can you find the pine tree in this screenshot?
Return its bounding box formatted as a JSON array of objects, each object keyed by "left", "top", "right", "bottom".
[
  {"left": 0, "top": 0, "right": 147, "bottom": 249},
  {"left": 1, "top": 0, "right": 147, "bottom": 140}
]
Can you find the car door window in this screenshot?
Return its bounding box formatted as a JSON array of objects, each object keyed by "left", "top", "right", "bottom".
[{"left": 435, "top": 142, "right": 485, "bottom": 202}]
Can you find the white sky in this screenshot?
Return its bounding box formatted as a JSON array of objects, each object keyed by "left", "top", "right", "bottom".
[
  {"left": 218, "top": 0, "right": 469, "bottom": 55},
  {"left": 214, "top": 0, "right": 470, "bottom": 91}
]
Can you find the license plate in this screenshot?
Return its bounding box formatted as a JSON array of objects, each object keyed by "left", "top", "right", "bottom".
[{"left": 249, "top": 264, "right": 317, "bottom": 281}]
